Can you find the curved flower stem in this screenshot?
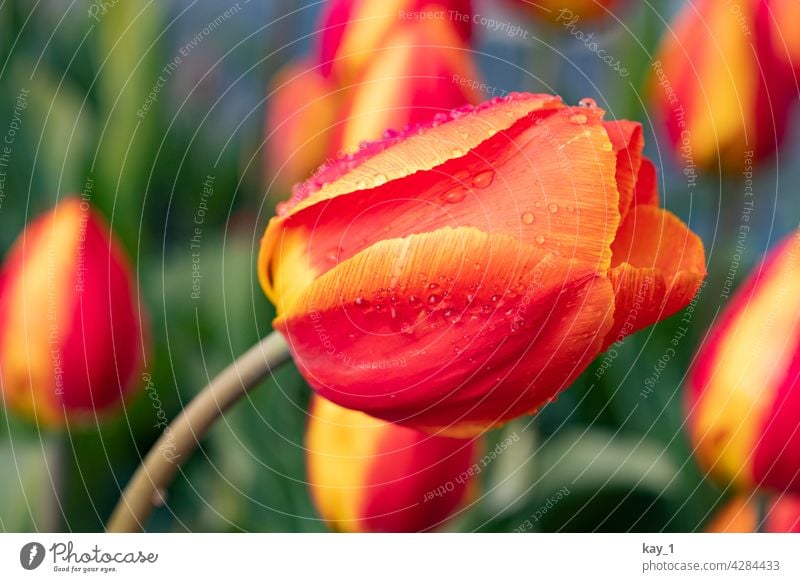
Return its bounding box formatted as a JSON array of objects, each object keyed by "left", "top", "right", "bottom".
[{"left": 107, "top": 332, "right": 291, "bottom": 532}]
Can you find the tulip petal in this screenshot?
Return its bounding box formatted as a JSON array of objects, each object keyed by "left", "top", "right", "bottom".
[
  {"left": 604, "top": 120, "right": 643, "bottom": 218},
  {"left": 606, "top": 205, "right": 706, "bottom": 345},
  {"left": 633, "top": 156, "right": 659, "bottom": 207},
  {"left": 277, "top": 226, "right": 614, "bottom": 435},
  {"left": 307, "top": 395, "right": 477, "bottom": 532},
  {"left": 260, "top": 96, "right": 621, "bottom": 314},
  {"left": 687, "top": 234, "right": 800, "bottom": 491}
]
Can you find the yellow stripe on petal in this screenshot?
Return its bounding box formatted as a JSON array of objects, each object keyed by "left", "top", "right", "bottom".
[{"left": 306, "top": 396, "right": 385, "bottom": 532}]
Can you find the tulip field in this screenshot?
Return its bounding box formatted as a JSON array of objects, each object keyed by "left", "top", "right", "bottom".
[{"left": 1, "top": 0, "right": 800, "bottom": 540}]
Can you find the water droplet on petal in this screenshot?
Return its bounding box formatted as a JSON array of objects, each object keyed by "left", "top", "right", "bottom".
[
  {"left": 373, "top": 173, "right": 387, "bottom": 186},
  {"left": 428, "top": 294, "right": 442, "bottom": 305},
  {"left": 548, "top": 203, "right": 558, "bottom": 213},
  {"left": 354, "top": 297, "right": 370, "bottom": 309},
  {"left": 451, "top": 148, "right": 464, "bottom": 157},
  {"left": 355, "top": 179, "right": 367, "bottom": 189},
  {"left": 521, "top": 212, "right": 535, "bottom": 225},
  {"left": 408, "top": 295, "right": 420, "bottom": 305},
  {"left": 578, "top": 97, "right": 597, "bottom": 108},
  {"left": 471, "top": 170, "right": 495, "bottom": 189},
  {"left": 602, "top": 141, "right": 613, "bottom": 152},
  {"left": 441, "top": 185, "right": 467, "bottom": 204},
  {"left": 535, "top": 234, "right": 545, "bottom": 245}
]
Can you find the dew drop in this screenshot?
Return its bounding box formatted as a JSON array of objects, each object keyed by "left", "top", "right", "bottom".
[
  {"left": 441, "top": 185, "right": 467, "bottom": 204},
  {"left": 473, "top": 262, "right": 481, "bottom": 271},
  {"left": 408, "top": 295, "right": 420, "bottom": 306},
  {"left": 429, "top": 283, "right": 440, "bottom": 290},
  {"left": 601, "top": 141, "right": 613, "bottom": 152},
  {"left": 354, "top": 297, "right": 370, "bottom": 309},
  {"left": 578, "top": 97, "right": 597, "bottom": 108},
  {"left": 490, "top": 294, "right": 501, "bottom": 303},
  {"left": 471, "top": 170, "right": 495, "bottom": 189},
  {"left": 373, "top": 173, "right": 388, "bottom": 186},
  {"left": 521, "top": 212, "right": 535, "bottom": 225},
  {"left": 355, "top": 179, "right": 367, "bottom": 189},
  {"left": 451, "top": 148, "right": 464, "bottom": 157},
  {"left": 535, "top": 234, "right": 545, "bottom": 245},
  {"left": 428, "top": 294, "right": 442, "bottom": 305},
  {"left": 548, "top": 203, "right": 558, "bottom": 214}
]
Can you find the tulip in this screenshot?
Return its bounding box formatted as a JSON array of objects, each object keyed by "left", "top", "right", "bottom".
[
  {"left": 652, "top": 0, "right": 797, "bottom": 171},
  {"left": 330, "top": 16, "right": 482, "bottom": 155},
  {"left": 706, "top": 494, "right": 800, "bottom": 533},
  {"left": 264, "top": 60, "right": 340, "bottom": 193},
  {"left": 687, "top": 231, "right": 800, "bottom": 493},
  {"left": 258, "top": 92, "right": 706, "bottom": 435},
  {"left": 0, "top": 198, "right": 146, "bottom": 427},
  {"left": 306, "top": 395, "right": 478, "bottom": 532},
  {"left": 318, "top": 0, "right": 473, "bottom": 84},
  {"left": 508, "top": 0, "right": 622, "bottom": 24}
]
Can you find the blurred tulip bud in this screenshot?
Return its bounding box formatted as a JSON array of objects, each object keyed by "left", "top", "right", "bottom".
[
  {"left": 706, "top": 494, "right": 800, "bottom": 533},
  {"left": 331, "top": 16, "right": 483, "bottom": 154},
  {"left": 259, "top": 92, "right": 706, "bottom": 436},
  {"left": 508, "top": 0, "right": 622, "bottom": 24},
  {"left": 652, "top": 0, "right": 797, "bottom": 172},
  {"left": 318, "top": 0, "right": 473, "bottom": 83},
  {"left": 688, "top": 231, "right": 800, "bottom": 493},
  {"left": 306, "top": 396, "right": 478, "bottom": 532},
  {"left": 264, "top": 60, "right": 340, "bottom": 193},
  {"left": 0, "top": 198, "right": 146, "bottom": 427}
]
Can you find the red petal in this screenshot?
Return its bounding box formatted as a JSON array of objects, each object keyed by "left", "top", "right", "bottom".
[{"left": 277, "top": 227, "right": 613, "bottom": 435}]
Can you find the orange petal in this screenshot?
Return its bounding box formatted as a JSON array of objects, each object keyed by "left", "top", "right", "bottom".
[
  {"left": 277, "top": 226, "right": 614, "bottom": 435},
  {"left": 633, "top": 156, "right": 659, "bottom": 207},
  {"left": 603, "top": 120, "right": 643, "bottom": 218},
  {"left": 606, "top": 205, "right": 706, "bottom": 346},
  {"left": 260, "top": 95, "right": 621, "bottom": 313}
]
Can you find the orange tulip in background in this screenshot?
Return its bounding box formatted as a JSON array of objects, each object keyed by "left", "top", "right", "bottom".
[
  {"left": 264, "top": 0, "right": 478, "bottom": 192},
  {"left": 687, "top": 231, "right": 800, "bottom": 494},
  {"left": 652, "top": 0, "right": 798, "bottom": 172},
  {"left": 306, "top": 396, "right": 478, "bottom": 532},
  {"left": 706, "top": 494, "right": 800, "bottom": 533},
  {"left": 508, "top": 0, "right": 622, "bottom": 24},
  {"left": 0, "top": 198, "right": 146, "bottom": 427},
  {"left": 259, "top": 92, "right": 707, "bottom": 436}
]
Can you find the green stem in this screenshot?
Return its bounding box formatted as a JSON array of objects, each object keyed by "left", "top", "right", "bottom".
[{"left": 107, "top": 332, "right": 290, "bottom": 532}]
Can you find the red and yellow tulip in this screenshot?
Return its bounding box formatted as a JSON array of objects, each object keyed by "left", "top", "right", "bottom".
[
  {"left": 264, "top": 0, "right": 478, "bottom": 194},
  {"left": 706, "top": 494, "right": 800, "bottom": 533},
  {"left": 0, "top": 198, "right": 146, "bottom": 427},
  {"left": 259, "top": 92, "right": 707, "bottom": 436},
  {"left": 318, "top": 0, "right": 473, "bottom": 84},
  {"left": 688, "top": 231, "right": 800, "bottom": 493},
  {"left": 306, "top": 396, "right": 478, "bottom": 532},
  {"left": 652, "top": 0, "right": 797, "bottom": 171},
  {"left": 330, "top": 16, "right": 482, "bottom": 155}
]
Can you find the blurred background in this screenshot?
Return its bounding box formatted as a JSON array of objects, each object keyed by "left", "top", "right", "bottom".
[{"left": 0, "top": 0, "right": 798, "bottom": 532}]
